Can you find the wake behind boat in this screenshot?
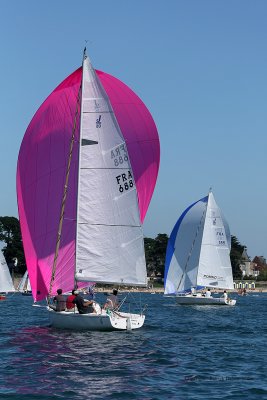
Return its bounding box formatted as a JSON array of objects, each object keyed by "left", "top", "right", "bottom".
[
  {"left": 164, "top": 190, "right": 236, "bottom": 306},
  {"left": 17, "top": 48, "right": 160, "bottom": 330}
]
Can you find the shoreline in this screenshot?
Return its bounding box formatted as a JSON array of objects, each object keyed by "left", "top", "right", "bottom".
[
  {"left": 94, "top": 287, "right": 267, "bottom": 294},
  {"left": 13, "top": 276, "right": 267, "bottom": 294}
]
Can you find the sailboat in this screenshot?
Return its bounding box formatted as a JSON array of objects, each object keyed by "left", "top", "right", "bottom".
[
  {"left": 17, "top": 48, "right": 160, "bottom": 330},
  {"left": 164, "top": 191, "right": 236, "bottom": 306},
  {"left": 0, "top": 252, "right": 15, "bottom": 300},
  {"left": 17, "top": 270, "right": 32, "bottom": 296}
]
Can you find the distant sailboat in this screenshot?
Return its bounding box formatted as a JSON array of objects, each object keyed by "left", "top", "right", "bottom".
[
  {"left": 17, "top": 48, "right": 160, "bottom": 329},
  {"left": 164, "top": 191, "right": 236, "bottom": 306},
  {"left": 17, "top": 271, "right": 32, "bottom": 296},
  {"left": 0, "top": 252, "right": 15, "bottom": 300}
]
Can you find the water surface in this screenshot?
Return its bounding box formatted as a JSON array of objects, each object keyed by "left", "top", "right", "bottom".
[{"left": 0, "top": 292, "right": 266, "bottom": 399}]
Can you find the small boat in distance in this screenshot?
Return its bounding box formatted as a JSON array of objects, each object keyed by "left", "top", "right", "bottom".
[
  {"left": 0, "top": 252, "right": 15, "bottom": 300},
  {"left": 17, "top": 271, "right": 32, "bottom": 296},
  {"left": 164, "top": 190, "right": 236, "bottom": 306}
]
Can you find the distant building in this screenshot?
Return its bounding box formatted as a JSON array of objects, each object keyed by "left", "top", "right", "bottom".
[
  {"left": 233, "top": 281, "right": 255, "bottom": 290},
  {"left": 239, "top": 249, "right": 254, "bottom": 276},
  {"left": 252, "top": 256, "right": 267, "bottom": 277}
]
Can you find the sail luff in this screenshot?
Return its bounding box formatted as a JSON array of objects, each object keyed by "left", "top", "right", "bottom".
[
  {"left": 74, "top": 51, "right": 86, "bottom": 286},
  {"left": 194, "top": 197, "right": 209, "bottom": 288}
]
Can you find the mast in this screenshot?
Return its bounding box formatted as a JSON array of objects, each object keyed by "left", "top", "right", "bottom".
[
  {"left": 48, "top": 61, "right": 83, "bottom": 297},
  {"left": 74, "top": 47, "right": 87, "bottom": 289},
  {"left": 196, "top": 187, "right": 211, "bottom": 286}
]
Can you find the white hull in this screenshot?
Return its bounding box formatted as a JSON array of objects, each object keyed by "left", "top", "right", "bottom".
[
  {"left": 48, "top": 308, "right": 145, "bottom": 331},
  {"left": 175, "top": 294, "right": 236, "bottom": 306}
]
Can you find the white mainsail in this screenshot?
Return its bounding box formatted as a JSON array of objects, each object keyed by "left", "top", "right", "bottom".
[
  {"left": 0, "top": 252, "right": 15, "bottom": 293},
  {"left": 197, "top": 192, "right": 234, "bottom": 289},
  {"left": 75, "top": 55, "right": 147, "bottom": 286}
]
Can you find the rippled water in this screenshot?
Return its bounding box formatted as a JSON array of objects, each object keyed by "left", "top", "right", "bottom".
[{"left": 0, "top": 292, "right": 266, "bottom": 399}]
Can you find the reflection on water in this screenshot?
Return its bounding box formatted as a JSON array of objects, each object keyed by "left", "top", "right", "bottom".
[{"left": 0, "top": 293, "right": 266, "bottom": 399}]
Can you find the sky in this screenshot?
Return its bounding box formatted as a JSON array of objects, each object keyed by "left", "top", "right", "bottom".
[{"left": 0, "top": 0, "right": 267, "bottom": 259}]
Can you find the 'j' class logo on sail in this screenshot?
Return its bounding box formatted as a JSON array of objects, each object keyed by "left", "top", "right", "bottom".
[
  {"left": 111, "top": 144, "right": 129, "bottom": 167},
  {"left": 94, "top": 100, "right": 100, "bottom": 111},
  {"left": 96, "top": 115, "right": 102, "bottom": 128},
  {"left": 116, "top": 171, "right": 134, "bottom": 193}
]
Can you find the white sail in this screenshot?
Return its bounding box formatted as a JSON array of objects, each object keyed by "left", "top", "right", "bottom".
[
  {"left": 197, "top": 192, "right": 234, "bottom": 290},
  {"left": 164, "top": 191, "right": 234, "bottom": 295},
  {"left": 17, "top": 271, "right": 27, "bottom": 291},
  {"left": 75, "top": 55, "right": 146, "bottom": 286},
  {"left": 0, "top": 252, "right": 15, "bottom": 293},
  {"left": 27, "top": 274, "right": 31, "bottom": 291},
  {"left": 18, "top": 270, "right": 31, "bottom": 292},
  {"left": 164, "top": 197, "right": 207, "bottom": 294}
]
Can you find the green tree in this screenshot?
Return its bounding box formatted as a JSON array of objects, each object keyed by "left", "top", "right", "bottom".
[
  {"left": 257, "top": 269, "right": 267, "bottom": 281},
  {"left": 145, "top": 233, "right": 246, "bottom": 281},
  {"left": 144, "top": 234, "right": 168, "bottom": 278},
  {"left": 0, "top": 216, "right": 26, "bottom": 273},
  {"left": 230, "top": 235, "right": 244, "bottom": 279}
]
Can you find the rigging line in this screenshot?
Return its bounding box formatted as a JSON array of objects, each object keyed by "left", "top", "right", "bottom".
[
  {"left": 48, "top": 82, "right": 82, "bottom": 299},
  {"left": 128, "top": 290, "right": 144, "bottom": 311},
  {"left": 176, "top": 203, "right": 207, "bottom": 293}
]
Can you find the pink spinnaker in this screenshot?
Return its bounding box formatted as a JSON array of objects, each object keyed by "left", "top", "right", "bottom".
[{"left": 17, "top": 67, "right": 160, "bottom": 301}]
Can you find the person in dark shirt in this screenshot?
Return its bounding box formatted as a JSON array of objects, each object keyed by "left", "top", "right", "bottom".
[
  {"left": 72, "top": 291, "right": 95, "bottom": 314},
  {"left": 53, "top": 288, "right": 66, "bottom": 311}
]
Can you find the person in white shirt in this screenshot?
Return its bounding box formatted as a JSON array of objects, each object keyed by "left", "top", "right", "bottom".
[
  {"left": 104, "top": 289, "right": 119, "bottom": 310},
  {"left": 223, "top": 290, "right": 228, "bottom": 301},
  {"left": 205, "top": 288, "right": 212, "bottom": 298}
]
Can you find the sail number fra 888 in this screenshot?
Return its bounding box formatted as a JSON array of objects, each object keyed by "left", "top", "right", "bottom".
[{"left": 111, "top": 145, "right": 128, "bottom": 167}]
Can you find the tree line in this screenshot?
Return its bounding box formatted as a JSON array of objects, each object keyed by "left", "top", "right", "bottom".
[
  {"left": 145, "top": 233, "right": 244, "bottom": 280},
  {"left": 0, "top": 216, "right": 247, "bottom": 279}
]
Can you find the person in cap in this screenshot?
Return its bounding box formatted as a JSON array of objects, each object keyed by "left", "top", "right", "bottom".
[{"left": 72, "top": 291, "right": 96, "bottom": 314}]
